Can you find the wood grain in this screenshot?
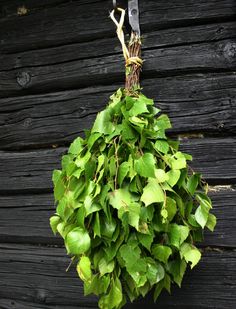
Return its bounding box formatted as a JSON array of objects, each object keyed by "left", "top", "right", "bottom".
[
  {"left": 1, "top": 21, "right": 235, "bottom": 71},
  {"left": 0, "top": 1, "right": 235, "bottom": 308},
  {"left": 0, "top": 38, "right": 235, "bottom": 98},
  {"left": 0, "top": 73, "right": 235, "bottom": 149},
  {"left": 0, "top": 187, "right": 235, "bottom": 247},
  {"left": 0, "top": 244, "right": 235, "bottom": 308},
  {"left": 0, "top": 0, "right": 235, "bottom": 53},
  {"left": 0, "top": 138, "right": 235, "bottom": 193}
]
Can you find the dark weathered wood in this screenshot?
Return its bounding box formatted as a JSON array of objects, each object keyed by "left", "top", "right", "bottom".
[
  {"left": 0, "top": 0, "right": 68, "bottom": 19},
  {"left": 0, "top": 244, "right": 235, "bottom": 308},
  {"left": 0, "top": 299, "right": 91, "bottom": 309},
  {"left": 0, "top": 186, "right": 235, "bottom": 247},
  {"left": 0, "top": 37, "right": 236, "bottom": 98},
  {"left": 0, "top": 73, "right": 235, "bottom": 149},
  {"left": 1, "top": 21, "right": 235, "bottom": 72},
  {"left": 0, "top": 138, "right": 235, "bottom": 193},
  {"left": 0, "top": 0, "right": 235, "bottom": 53}
]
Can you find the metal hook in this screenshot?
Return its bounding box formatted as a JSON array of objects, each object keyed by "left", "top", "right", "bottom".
[
  {"left": 128, "top": 0, "right": 140, "bottom": 36},
  {"left": 111, "top": 0, "right": 140, "bottom": 36},
  {"left": 113, "top": 0, "right": 117, "bottom": 9}
]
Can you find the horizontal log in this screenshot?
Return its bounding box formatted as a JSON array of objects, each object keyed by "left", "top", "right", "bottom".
[
  {"left": 0, "top": 0, "right": 235, "bottom": 53},
  {"left": 0, "top": 138, "right": 235, "bottom": 194},
  {"left": 0, "top": 299, "right": 91, "bottom": 309},
  {"left": 0, "top": 186, "right": 235, "bottom": 247},
  {"left": 1, "top": 21, "right": 236, "bottom": 71},
  {"left": 0, "top": 37, "right": 236, "bottom": 98},
  {"left": 0, "top": 0, "right": 67, "bottom": 19},
  {"left": 0, "top": 73, "right": 235, "bottom": 149},
  {"left": 0, "top": 244, "right": 235, "bottom": 308}
]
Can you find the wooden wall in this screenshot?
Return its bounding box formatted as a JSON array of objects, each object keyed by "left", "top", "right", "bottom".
[{"left": 0, "top": 0, "right": 236, "bottom": 308}]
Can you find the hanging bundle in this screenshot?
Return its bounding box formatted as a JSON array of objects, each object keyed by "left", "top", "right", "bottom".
[{"left": 50, "top": 4, "right": 216, "bottom": 309}]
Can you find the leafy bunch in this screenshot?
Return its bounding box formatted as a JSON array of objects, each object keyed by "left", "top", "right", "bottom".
[{"left": 50, "top": 89, "right": 216, "bottom": 309}]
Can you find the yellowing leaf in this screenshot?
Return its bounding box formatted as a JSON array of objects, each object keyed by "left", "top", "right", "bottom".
[
  {"left": 77, "top": 256, "right": 92, "bottom": 282},
  {"left": 155, "top": 169, "right": 169, "bottom": 183}
]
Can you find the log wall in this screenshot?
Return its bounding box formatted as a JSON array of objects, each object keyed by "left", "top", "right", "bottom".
[{"left": 0, "top": 1, "right": 235, "bottom": 308}]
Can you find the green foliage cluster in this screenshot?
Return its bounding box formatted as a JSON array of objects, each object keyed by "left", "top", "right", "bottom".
[{"left": 50, "top": 89, "right": 216, "bottom": 309}]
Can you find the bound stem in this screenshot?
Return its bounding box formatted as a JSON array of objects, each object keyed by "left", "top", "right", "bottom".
[{"left": 125, "top": 32, "right": 142, "bottom": 93}]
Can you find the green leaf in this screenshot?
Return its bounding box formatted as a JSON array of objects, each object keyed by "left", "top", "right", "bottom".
[
  {"left": 146, "top": 258, "right": 165, "bottom": 285},
  {"left": 65, "top": 227, "right": 91, "bottom": 255},
  {"left": 53, "top": 174, "right": 65, "bottom": 201},
  {"left": 141, "top": 178, "right": 165, "bottom": 206},
  {"left": 97, "top": 154, "right": 105, "bottom": 173},
  {"left": 137, "top": 232, "right": 154, "bottom": 251},
  {"left": 168, "top": 224, "right": 190, "bottom": 248},
  {"left": 68, "top": 136, "right": 84, "bottom": 155},
  {"left": 98, "top": 277, "right": 123, "bottom": 309},
  {"left": 153, "top": 282, "right": 163, "bottom": 302},
  {"left": 84, "top": 274, "right": 110, "bottom": 296},
  {"left": 166, "top": 169, "right": 181, "bottom": 187},
  {"left": 93, "top": 212, "right": 101, "bottom": 237},
  {"left": 166, "top": 197, "right": 177, "bottom": 221},
  {"left": 121, "top": 120, "right": 137, "bottom": 140},
  {"left": 152, "top": 245, "right": 172, "bottom": 264},
  {"left": 76, "top": 206, "right": 86, "bottom": 228},
  {"left": 109, "top": 188, "right": 132, "bottom": 210},
  {"left": 84, "top": 196, "right": 101, "bottom": 216},
  {"left": 92, "top": 109, "right": 115, "bottom": 135},
  {"left": 119, "top": 243, "right": 141, "bottom": 268},
  {"left": 170, "top": 152, "right": 186, "bottom": 170},
  {"left": 168, "top": 258, "right": 187, "bottom": 287},
  {"left": 137, "top": 93, "right": 154, "bottom": 106},
  {"left": 196, "top": 192, "right": 212, "bottom": 210},
  {"left": 77, "top": 256, "right": 92, "bottom": 282},
  {"left": 206, "top": 213, "right": 217, "bottom": 231},
  {"left": 75, "top": 151, "right": 91, "bottom": 169},
  {"left": 127, "top": 202, "right": 141, "bottom": 230},
  {"left": 180, "top": 243, "right": 201, "bottom": 269},
  {"left": 98, "top": 258, "right": 115, "bottom": 276},
  {"left": 195, "top": 204, "right": 209, "bottom": 228},
  {"left": 154, "top": 140, "right": 169, "bottom": 154},
  {"left": 87, "top": 132, "right": 102, "bottom": 149},
  {"left": 50, "top": 216, "right": 61, "bottom": 235},
  {"left": 187, "top": 174, "right": 200, "bottom": 195},
  {"left": 52, "top": 169, "right": 62, "bottom": 186},
  {"left": 129, "top": 99, "right": 149, "bottom": 116},
  {"left": 134, "top": 153, "right": 156, "bottom": 178},
  {"left": 155, "top": 114, "right": 172, "bottom": 130},
  {"left": 101, "top": 217, "right": 116, "bottom": 239},
  {"left": 118, "top": 162, "right": 130, "bottom": 187}
]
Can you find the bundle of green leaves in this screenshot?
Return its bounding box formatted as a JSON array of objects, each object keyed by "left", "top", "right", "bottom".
[{"left": 50, "top": 88, "right": 216, "bottom": 309}]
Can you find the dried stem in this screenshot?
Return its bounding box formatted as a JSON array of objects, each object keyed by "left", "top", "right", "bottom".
[{"left": 125, "top": 32, "right": 142, "bottom": 93}]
